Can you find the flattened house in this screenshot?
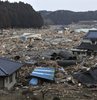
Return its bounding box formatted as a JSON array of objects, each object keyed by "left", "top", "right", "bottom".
[
  {"left": 72, "top": 30, "right": 97, "bottom": 56},
  {"left": 0, "top": 57, "right": 23, "bottom": 90}
]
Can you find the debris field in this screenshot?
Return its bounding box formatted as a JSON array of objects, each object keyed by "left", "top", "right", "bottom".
[{"left": 0, "top": 26, "right": 97, "bottom": 100}]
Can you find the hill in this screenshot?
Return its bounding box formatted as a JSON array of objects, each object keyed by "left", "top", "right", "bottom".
[
  {"left": 0, "top": 1, "right": 44, "bottom": 28},
  {"left": 39, "top": 10, "right": 97, "bottom": 25}
]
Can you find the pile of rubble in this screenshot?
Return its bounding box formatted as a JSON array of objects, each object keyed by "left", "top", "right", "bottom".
[{"left": 1, "top": 26, "right": 97, "bottom": 100}]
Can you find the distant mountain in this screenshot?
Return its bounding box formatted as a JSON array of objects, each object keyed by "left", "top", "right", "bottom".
[
  {"left": 39, "top": 10, "right": 52, "bottom": 18},
  {"left": 39, "top": 10, "right": 97, "bottom": 25},
  {"left": 39, "top": 10, "right": 53, "bottom": 25},
  {"left": 0, "top": 1, "right": 44, "bottom": 28}
]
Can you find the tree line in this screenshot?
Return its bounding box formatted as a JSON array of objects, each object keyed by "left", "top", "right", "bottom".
[{"left": 0, "top": 1, "right": 44, "bottom": 28}]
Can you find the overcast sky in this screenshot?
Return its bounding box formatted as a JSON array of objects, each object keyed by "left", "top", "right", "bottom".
[{"left": 2, "top": 0, "right": 97, "bottom": 11}]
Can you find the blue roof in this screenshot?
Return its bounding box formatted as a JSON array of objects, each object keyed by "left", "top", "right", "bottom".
[
  {"left": 30, "top": 67, "right": 55, "bottom": 81},
  {"left": 84, "top": 30, "right": 97, "bottom": 40},
  {"left": 0, "top": 57, "right": 23, "bottom": 76}
]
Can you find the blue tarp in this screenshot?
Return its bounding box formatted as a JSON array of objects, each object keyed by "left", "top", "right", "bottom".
[
  {"left": 29, "top": 78, "right": 38, "bottom": 85},
  {"left": 30, "top": 67, "right": 55, "bottom": 81}
]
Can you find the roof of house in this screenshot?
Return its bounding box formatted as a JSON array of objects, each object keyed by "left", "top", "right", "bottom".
[
  {"left": 0, "top": 69, "right": 6, "bottom": 76},
  {"left": 76, "top": 42, "right": 97, "bottom": 51},
  {"left": 73, "top": 66, "right": 97, "bottom": 86},
  {"left": 84, "top": 30, "right": 97, "bottom": 40},
  {"left": 0, "top": 57, "right": 23, "bottom": 76}
]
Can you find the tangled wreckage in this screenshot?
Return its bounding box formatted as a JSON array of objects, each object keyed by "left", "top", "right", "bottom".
[{"left": 1, "top": 28, "right": 97, "bottom": 100}]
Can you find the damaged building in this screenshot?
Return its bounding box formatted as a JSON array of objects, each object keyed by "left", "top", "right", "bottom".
[
  {"left": 72, "top": 30, "right": 97, "bottom": 56},
  {"left": 73, "top": 66, "right": 97, "bottom": 87},
  {"left": 0, "top": 57, "right": 23, "bottom": 90}
]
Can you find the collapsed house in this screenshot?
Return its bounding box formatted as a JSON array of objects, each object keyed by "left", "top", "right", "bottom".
[
  {"left": 73, "top": 66, "right": 97, "bottom": 87},
  {"left": 50, "top": 50, "right": 76, "bottom": 60},
  {"left": 40, "top": 49, "right": 77, "bottom": 67},
  {"left": 0, "top": 57, "right": 23, "bottom": 90},
  {"left": 72, "top": 30, "right": 97, "bottom": 56},
  {"left": 50, "top": 50, "right": 77, "bottom": 67},
  {"left": 41, "top": 49, "right": 76, "bottom": 60},
  {"left": 55, "top": 26, "right": 65, "bottom": 34},
  {"left": 20, "top": 33, "right": 42, "bottom": 42}
]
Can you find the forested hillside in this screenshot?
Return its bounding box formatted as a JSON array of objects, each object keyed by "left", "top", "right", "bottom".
[
  {"left": 39, "top": 10, "right": 97, "bottom": 25},
  {"left": 0, "top": 1, "right": 44, "bottom": 28}
]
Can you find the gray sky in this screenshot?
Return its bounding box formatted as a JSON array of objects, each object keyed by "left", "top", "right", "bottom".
[{"left": 2, "top": 0, "right": 97, "bottom": 11}]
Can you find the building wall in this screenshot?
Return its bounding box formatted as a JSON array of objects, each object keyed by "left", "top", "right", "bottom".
[
  {"left": 4, "top": 73, "right": 16, "bottom": 90},
  {"left": 0, "top": 77, "right": 4, "bottom": 88}
]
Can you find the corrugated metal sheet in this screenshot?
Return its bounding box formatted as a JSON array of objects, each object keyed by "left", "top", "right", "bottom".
[
  {"left": 31, "top": 67, "right": 55, "bottom": 81},
  {"left": 0, "top": 57, "right": 23, "bottom": 76}
]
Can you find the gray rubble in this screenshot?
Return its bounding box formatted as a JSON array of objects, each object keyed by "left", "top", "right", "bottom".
[{"left": 0, "top": 25, "right": 97, "bottom": 100}]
